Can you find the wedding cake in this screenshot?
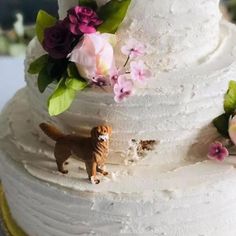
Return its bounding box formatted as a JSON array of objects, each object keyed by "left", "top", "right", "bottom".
[{"left": 1, "top": 0, "right": 236, "bottom": 235}]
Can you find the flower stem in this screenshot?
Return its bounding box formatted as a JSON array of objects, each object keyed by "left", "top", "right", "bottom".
[{"left": 123, "top": 56, "right": 130, "bottom": 68}]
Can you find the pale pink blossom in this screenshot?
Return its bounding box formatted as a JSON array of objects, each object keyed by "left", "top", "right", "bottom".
[
  {"left": 114, "top": 76, "right": 134, "bottom": 103},
  {"left": 229, "top": 115, "right": 236, "bottom": 145},
  {"left": 69, "top": 32, "right": 116, "bottom": 81},
  {"left": 121, "top": 38, "right": 146, "bottom": 58},
  {"left": 130, "top": 60, "right": 151, "bottom": 84},
  {"left": 109, "top": 67, "right": 126, "bottom": 87},
  {"left": 207, "top": 142, "right": 229, "bottom": 161}
]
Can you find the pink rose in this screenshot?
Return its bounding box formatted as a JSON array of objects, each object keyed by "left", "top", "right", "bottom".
[
  {"left": 69, "top": 32, "right": 116, "bottom": 82},
  {"left": 67, "top": 6, "right": 102, "bottom": 35}
]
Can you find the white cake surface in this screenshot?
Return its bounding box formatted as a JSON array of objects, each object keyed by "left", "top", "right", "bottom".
[
  {"left": 1, "top": 0, "right": 236, "bottom": 235},
  {"left": 59, "top": 0, "right": 222, "bottom": 70},
  {"left": 1, "top": 89, "right": 236, "bottom": 235},
  {"left": 26, "top": 20, "right": 236, "bottom": 166}
]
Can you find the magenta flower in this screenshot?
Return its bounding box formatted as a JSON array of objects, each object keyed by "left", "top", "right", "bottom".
[
  {"left": 121, "top": 38, "right": 146, "bottom": 58},
  {"left": 67, "top": 6, "right": 102, "bottom": 35},
  {"left": 130, "top": 60, "right": 152, "bottom": 84},
  {"left": 114, "top": 76, "right": 134, "bottom": 103},
  {"left": 43, "top": 21, "right": 73, "bottom": 59},
  {"left": 207, "top": 142, "right": 229, "bottom": 161}
]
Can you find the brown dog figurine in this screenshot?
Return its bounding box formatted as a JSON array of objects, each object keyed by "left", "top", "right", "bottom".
[{"left": 39, "top": 123, "right": 112, "bottom": 184}]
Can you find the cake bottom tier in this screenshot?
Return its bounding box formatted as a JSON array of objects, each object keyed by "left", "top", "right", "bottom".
[
  {"left": 0, "top": 184, "right": 27, "bottom": 236},
  {"left": 1, "top": 92, "right": 236, "bottom": 235},
  {"left": 2, "top": 147, "right": 236, "bottom": 236}
]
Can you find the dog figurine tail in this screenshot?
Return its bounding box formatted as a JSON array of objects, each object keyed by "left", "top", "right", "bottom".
[{"left": 39, "top": 123, "right": 65, "bottom": 141}]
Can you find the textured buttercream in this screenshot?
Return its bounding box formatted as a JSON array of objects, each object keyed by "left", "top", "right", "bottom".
[
  {"left": 1, "top": 1, "right": 236, "bottom": 235},
  {"left": 25, "top": 21, "right": 236, "bottom": 166},
  {"left": 1, "top": 93, "right": 236, "bottom": 235},
  {"left": 59, "top": 0, "right": 221, "bottom": 70}
]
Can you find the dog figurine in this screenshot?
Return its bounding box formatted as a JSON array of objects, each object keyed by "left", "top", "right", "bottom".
[{"left": 39, "top": 123, "right": 112, "bottom": 184}]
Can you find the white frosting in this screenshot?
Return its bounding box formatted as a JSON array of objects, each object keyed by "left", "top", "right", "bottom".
[
  {"left": 1, "top": 1, "right": 236, "bottom": 235},
  {"left": 1, "top": 93, "right": 236, "bottom": 235},
  {"left": 117, "top": 0, "right": 222, "bottom": 71},
  {"left": 25, "top": 21, "right": 236, "bottom": 166},
  {"left": 58, "top": 0, "right": 221, "bottom": 70}
]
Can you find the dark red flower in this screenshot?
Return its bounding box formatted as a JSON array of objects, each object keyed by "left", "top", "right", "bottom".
[{"left": 42, "top": 21, "right": 73, "bottom": 59}]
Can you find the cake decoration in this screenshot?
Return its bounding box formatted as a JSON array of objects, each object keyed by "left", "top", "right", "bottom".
[
  {"left": 4, "top": 0, "right": 236, "bottom": 235},
  {"left": 39, "top": 123, "right": 112, "bottom": 184},
  {"left": 210, "top": 80, "right": 236, "bottom": 160},
  {"left": 28, "top": 0, "right": 135, "bottom": 116},
  {"left": 121, "top": 38, "right": 146, "bottom": 59},
  {"left": 229, "top": 115, "right": 236, "bottom": 145},
  {"left": 207, "top": 142, "right": 229, "bottom": 161},
  {"left": 213, "top": 81, "right": 236, "bottom": 138}
]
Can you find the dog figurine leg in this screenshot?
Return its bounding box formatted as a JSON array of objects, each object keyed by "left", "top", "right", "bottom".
[
  {"left": 97, "top": 166, "right": 108, "bottom": 176},
  {"left": 86, "top": 161, "right": 100, "bottom": 184},
  {"left": 54, "top": 142, "right": 71, "bottom": 174}
]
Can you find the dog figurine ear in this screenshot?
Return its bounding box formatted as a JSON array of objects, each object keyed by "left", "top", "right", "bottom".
[
  {"left": 107, "top": 126, "right": 112, "bottom": 136},
  {"left": 91, "top": 127, "right": 98, "bottom": 140}
]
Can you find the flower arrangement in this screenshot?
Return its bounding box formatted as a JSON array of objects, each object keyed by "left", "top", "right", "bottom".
[
  {"left": 209, "top": 80, "right": 236, "bottom": 161},
  {"left": 28, "top": 0, "right": 153, "bottom": 116}
]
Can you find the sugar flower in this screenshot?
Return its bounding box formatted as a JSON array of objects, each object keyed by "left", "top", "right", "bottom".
[
  {"left": 69, "top": 32, "right": 116, "bottom": 81},
  {"left": 67, "top": 6, "right": 102, "bottom": 35},
  {"left": 114, "top": 75, "right": 134, "bottom": 103},
  {"left": 207, "top": 142, "right": 229, "bottom": 161},
  {"left": 92, "top": 76, "right": 109, "bottom": 87},
  {"left": 121, "top": 38, "right": 146, "bottom": 58},
  {"left": 109, "top": 67, "right": 126, "bottom": 87},
  {"left": 130, "top": 60, "right": 152, "bottom": 84},
  {"left": 43, "top": 21, "right": 73, "bottom": 59},
  {"left": 229, "top": 115, "right": 236, "bottom": 145}
]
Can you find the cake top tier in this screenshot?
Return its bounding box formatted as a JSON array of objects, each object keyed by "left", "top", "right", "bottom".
[{"left": 58, "top": 0, "right": 221, "bottom": 70}]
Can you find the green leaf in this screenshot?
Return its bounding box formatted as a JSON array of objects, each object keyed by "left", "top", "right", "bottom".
[
  {"left": 47, "top": 58, "right": 68, "bottom": 80},
  {"left": 67, "top": 63, "right": 80, "bottom": 78},
  {"left": 66, "top": 63, "right": 88, "bottom": 90},
  {"left": 48, "top": 79, "right": 77, "bottom": 116},
  {"left": 28, "top": 54, "right": 49, "bottom": 74},
  {"left": 224, "top": 80, "right": 236, "bottom": 114},
  {"left": 213, "top": 113, "right": 230, "bottom": 138},
  {"left": 79, "top": 0, "right": 98, "bottom": 9},
  {"left": 36, "top": 10, "right": 57, "bottom": 43},
  {"left": 37, "top": 66, "right": 55, "bottom": 93},
  {"left": 66, "top": 78, "right": 88, "bottom": 91},
  {"left": 97, "top": 0, "right": 131, "bottom": 33}
]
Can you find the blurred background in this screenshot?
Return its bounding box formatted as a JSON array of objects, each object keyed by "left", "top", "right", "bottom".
[
  {"left": 0, "top": 0, "right": 57, "bottom": 56},
  {"left": 0, "top": 0, "right": 234, "bottom": 56}
]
